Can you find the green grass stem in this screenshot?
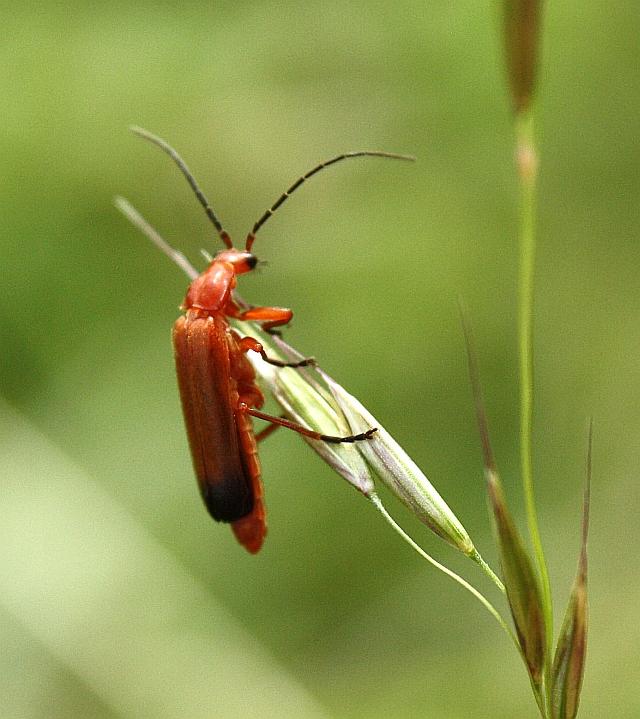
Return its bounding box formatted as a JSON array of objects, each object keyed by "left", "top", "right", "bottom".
[
  {"left": 515, "top": 109, "right": 553, "bottom": 715},
  {"left": 369, "top": 494, "right": 519, "bottom": 651}
]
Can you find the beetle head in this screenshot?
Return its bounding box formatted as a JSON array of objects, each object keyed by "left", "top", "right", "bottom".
[{"left": 215, "top": 248, "right": 258, "bottom": 275}]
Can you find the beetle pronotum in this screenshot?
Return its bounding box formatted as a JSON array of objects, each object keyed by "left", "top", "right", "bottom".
[{"left": 116, "top": 127, "right": 413, "bottom": 552}]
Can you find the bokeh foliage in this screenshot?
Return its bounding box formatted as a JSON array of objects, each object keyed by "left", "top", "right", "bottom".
[{"left": 1, "top": 2, "right": 639, "bottom": 717}]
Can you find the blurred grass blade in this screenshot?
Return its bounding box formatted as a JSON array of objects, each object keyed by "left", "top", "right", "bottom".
[
  {"left": 0, "top": 401, "right": 332, "bottom": 719},
  {"left": 551, "top": 423, "right": 592, "bottom": 718},
  {"left": 487, "top": 470, "right": 547, "bottom": 698},
  {"left": 503, "top": 0, "right": 543, "bottom": 113}
]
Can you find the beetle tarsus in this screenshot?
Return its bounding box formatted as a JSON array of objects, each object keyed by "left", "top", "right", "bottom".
[
  {"left": 259, "top": 349, "right": 316, "bottom": 369},
  {"left": 322, "top": 427, "right": 378, "bottom": 444},
  {"left": 264, "top": 326, "right": 283, "bottom": 337}
]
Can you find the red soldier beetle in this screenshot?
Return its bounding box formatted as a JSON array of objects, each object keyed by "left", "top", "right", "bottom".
[{"left": 116, "top": 126, "right": 413, "bottom": 553}]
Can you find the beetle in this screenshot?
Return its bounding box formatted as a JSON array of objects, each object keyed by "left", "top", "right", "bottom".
[{"left": 116, "top": 127, "right": 413, "bottom": 552}]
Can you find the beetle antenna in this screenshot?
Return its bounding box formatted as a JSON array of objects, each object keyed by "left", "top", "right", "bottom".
[
  {"left": 130, "top": 126, "right": 233, "bottom": 249},
  {"left": 114, "top": 196, "right": 199, "bottom": 280},
  {"left": 245, "top": 150, "right": 415, "bottom": 251}
]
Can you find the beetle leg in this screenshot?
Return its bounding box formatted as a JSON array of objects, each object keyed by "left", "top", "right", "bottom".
[
  {"left": 238, "top": 335, "right": 316, "bottom": 369},
  {"left": 229, "top": 303, "right": 293, "bottom": 333},
  {"left": 238, "top": 404, "right": 377, "bottom": 444},
  {"left": 264, "top": 327, "right": 283, "bottom": 337},
  {"left": 254, "top": 422, "right": 281, "bottom": 443}
]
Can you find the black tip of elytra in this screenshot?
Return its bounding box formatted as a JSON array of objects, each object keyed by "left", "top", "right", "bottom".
[{"left": 201, "top": 476, "right": 254, "bottom": 523}]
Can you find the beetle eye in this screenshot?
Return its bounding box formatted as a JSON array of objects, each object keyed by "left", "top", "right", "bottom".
[{"left": 247, "top": 254, "right": 258, "bottom": 270}]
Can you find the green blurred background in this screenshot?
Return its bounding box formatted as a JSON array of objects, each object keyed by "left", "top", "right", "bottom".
[{"left": 1, "top": 2, "right": 638, "bottom": 717}]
